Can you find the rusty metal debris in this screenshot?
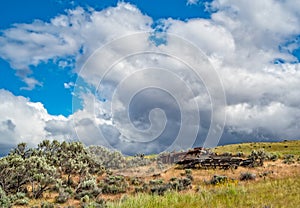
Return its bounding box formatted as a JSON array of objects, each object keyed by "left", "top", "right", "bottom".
[{"left": 159, "top": 147, "right": 262, "bottom": 169}]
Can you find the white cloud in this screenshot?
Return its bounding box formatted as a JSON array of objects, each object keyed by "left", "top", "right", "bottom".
[
  {"left": 166, "top": 18, "right": 235, "bottom": 58},
  {"left": 64, "top": 82, "right": 74, "bottom": 89},
  {"left": 210, "top": 0, "right": 300, "bottom": 65},
  {"left": 226, "top": 102, "right": 300, "bottom": 138},
  {"left": 0, "top": 89, "right": 121, "bottom": 154},
  {"left": 0, "top": 89, "right": 73, "bottom": 149},
  {"left": 186, "top": 0, "right": 199, "bottom": 6},
  {"left": 21, "top": 77, "right": 43, "bottom": 90},
  {"left": 0, "top": 2, "right": 152, "bottom": 89}
]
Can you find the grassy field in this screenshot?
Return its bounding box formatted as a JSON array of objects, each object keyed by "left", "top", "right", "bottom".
[
  {"left": 108, "top": 177, "right": 300, "bottom": 208},
  {"left": 107, "top": 140, "right": 300, "bottom": 208},
  {"left": 9, "top": 140, "right": 300, "bottom": 207},
  {"left": 213, "top": 140, "right": 300, "bottom": 157}
]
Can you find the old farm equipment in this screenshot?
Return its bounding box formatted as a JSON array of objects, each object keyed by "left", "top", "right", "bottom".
[
  {"left": 159, "top": 147, "right": 209, "bottom": 164},
  {"left": 159, "top": 147, "right": 262, "bottom": 169},
  {"left": 176, "top": 155, "right": 257, "bottom": 169}
]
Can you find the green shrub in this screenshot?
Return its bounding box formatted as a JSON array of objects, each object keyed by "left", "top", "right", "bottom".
[
  {"left": 130, "top": 177, "right": 144, "bottom": 186},
  {"left": 283, "top": 154, "right": 295, "bottom": 164},
  {"left": 10, "top": 192, "right": 29, "bottom": 206},
  {"left": 185, "top": 169, "right": 192, "bottom": 175},
  {"left": 186, "top": 174, "right": 194, "bottom": 181},
  {"left": 41, "top": 201, "right": 55, "bottom": 208},
  {"left": 168, "top": 177, "right": 192, "bottom": 191},
  {"left": 269, "top": 153, "right": 279, "bottom": 161},
  {"left": 209, "top": 175, "right": 228, "bottom": 185},
  {"left": 168, "top": 180, "right": 184, "bottom": 191},
  {"left": 149, "top": 179, "right": 164, "bottom": 185},
  {"left": 81, "top": 195, "right": 90, "bottom": 203},
  {"left": 134, "top": 183, "right": 149, "bottom": 193},
  {"left": 99, "top": 175, "right": 128, "bottom": 194},
  {"left": 182, "top": 178, "right": 192, "bottom": 187},
  {"left": 240, "top": 172, "right": 256, "bottom": 181},
  {"left": 146, "top": 167, "right": 155, "bottom": 173},
  {"left": 150, "top": 184, "right": 170, "bottom": 196},
  {"left": 170, "top": 177, "right": 177, "bottom": 182},
  {"left": 0, "top": 186, "right": 11, "bottom": 207},
  {"left": 13, "top": 198, "right": 29, "bottom": 206},
  {"left": 75, "top": 177, "right": 101, "bottom": 199},
  {"left": 248, "top": 149, "right": 266, "bottom": 167},
  {"left": 55, "top": 190, "right": 70, "bottom": 203}
]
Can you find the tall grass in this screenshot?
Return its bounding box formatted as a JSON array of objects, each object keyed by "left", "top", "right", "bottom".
[{"left": 108, "top": 177, "right": 300, "bottom": 208}]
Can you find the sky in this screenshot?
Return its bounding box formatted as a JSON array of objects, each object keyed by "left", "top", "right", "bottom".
[{"left": 0, "top": 0, "right": 300, "bottom": 155}]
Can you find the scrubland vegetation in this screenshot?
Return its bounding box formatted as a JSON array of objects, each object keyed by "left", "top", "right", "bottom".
[{"left": 0, "top": 140, "right": 299, "bottom": 207}]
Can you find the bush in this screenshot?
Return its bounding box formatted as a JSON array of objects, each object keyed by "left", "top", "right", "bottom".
[
  {"left": 182, "top": 178, "right": 192, "bottom": 187},
  {"left": 146, "top": 167, "right": 155, "bottom": 173},
  {"left": 168, "top": 177, "right": 192, "bottom": 191},
  {"left": 170, "top": 177, "right": 177, "bottom": 182},
  {"left": 268, "top": 153, "right": 279, "bottom": 161},
  {"left": 209, "top": 175, "right": 228, "bottom": 185},
  {"left": 10, "top": 192, "right": 29, "bottom": 206},
  {"left": 283, "top": 154, "right": 295, "bottom": 164},
  {"left": 149, "top": 179, "right": 164, "bottom": 185},
  {"left": 134, "top": 183, "right": 149, "bottom": 193},
  {"left": 75, "top": 177, "right": 101, "bottom": 199},
  {"left": 168, "top": 180, "right": 184, "bottom": 191},
  {"left": 81, "top": 195, "right": 90, "bottom": 203},
  {"left": 88, "top": 146, "right": 126, "bottom": 169},
  {"left": 248, "top": 149, "right": 267, "bottom": 167},
  {"left": 0, "top": 186, "right": 11, "bottom": 207},
  {"left": 185, "top": 169, "right": 192, "bottom": 175},
  {"left": 65, "top": 187, "right": 73, "bottom": 195},
  {"left": 100, "top": 175, "right": 128, "bottom": 194},
  {"left": 130, "top": 177, "right": 144, "bottom": 186},
  {"left": 186, "top": 174, "right": 194, "bottom": 181},
  {"left": 55, "top": 190, "right": 69, "bottom": 203},
  {"left": 14, "top": 198, "right": 29, "bottom": 206},
  {"left": 150, "top": 184, "right": 170, "bottom": 196},
  {"left": 240, "top": 172, "right": 256, "bottom": 181},
  {"left": 41, "top": 201, "right": 55, "bottom": 208}
]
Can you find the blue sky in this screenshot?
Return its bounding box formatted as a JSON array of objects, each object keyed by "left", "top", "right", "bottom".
[
  {"left": 0, "top": 0, "right": 300, "bottom": 155},
  {"left": 0, "top": 0, "right": 211, "bottom": 116}
]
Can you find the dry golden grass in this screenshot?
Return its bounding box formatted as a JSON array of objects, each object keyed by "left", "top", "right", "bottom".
[{"left": 12, "top": 140, "right": 300, "bottom": 207}]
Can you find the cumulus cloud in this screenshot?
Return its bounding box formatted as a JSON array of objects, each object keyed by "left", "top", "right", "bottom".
[
  {"left": 64, "top": 82, "right": 74, "bottom": 89},
  {"left": 0, "top": 3, "right": 152, "bottom": 89},
  {"left": 166, "top": 18, "right": 235, "bottom": 58},
  {"left": 0, "top": 89, "right": 121, "bottom": 154},
  {"left": 186, "top": 0, "right": 199, "bottom": 6},
  {"left": 226, "top": 102, "right": 300, "bottom": 137},
  {"left": 0, "top": 1, "right": 300, "bottom": 154},
  {"left": 0, "top": 89, "right": 72, "bottom": 152},
  {"left": 210, "top": 0, "right": 300, "bottom": 66}
]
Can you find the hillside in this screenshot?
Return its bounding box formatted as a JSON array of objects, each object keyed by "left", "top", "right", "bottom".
[
  {"left": 0, "top": 140, "right": 299, "bottom": 208},
  {"left": 214, "top": 140, "right": 300, "bottom": 156}
]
